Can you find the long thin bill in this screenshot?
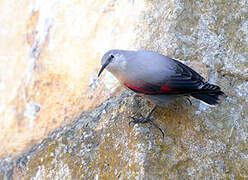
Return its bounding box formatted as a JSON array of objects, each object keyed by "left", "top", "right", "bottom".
[
  {"left": 98, "top": 62, "right": 108, "bottom": 77},
  {"left": 98, "top": 56, "right": 113, "bottom": 77}
]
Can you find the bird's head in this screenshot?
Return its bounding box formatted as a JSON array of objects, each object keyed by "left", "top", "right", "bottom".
[{"left": 98, "top": 49, "right": 127, "bottom": 78}]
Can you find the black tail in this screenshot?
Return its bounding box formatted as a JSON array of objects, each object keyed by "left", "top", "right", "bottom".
[{"left": 191, "top": 84, "right": 227, "bottom": 105}]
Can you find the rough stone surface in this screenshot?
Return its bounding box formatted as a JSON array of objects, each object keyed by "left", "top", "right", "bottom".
[
  {"left": 136, "top": 0, "right": 248, "bottom": 79},
  {"left": 0, "top": 0, "right": 142, "bottom": 158},
  {"left": 1, "top": 81, "right": 247, "bottom": 179},
  {"left": 0, "top": 0, "right": 248, "bottom": 179}
]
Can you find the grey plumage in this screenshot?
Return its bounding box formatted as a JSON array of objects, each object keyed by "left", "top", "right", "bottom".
[
  {"left": 99, "top": 49, "right": 226, "bottom": 106},
  {"left": 98, "top": 49, "right": 226, "bottom": 137}
]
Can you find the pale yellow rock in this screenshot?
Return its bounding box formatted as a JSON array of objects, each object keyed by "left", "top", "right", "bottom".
[{"left": 0, "top": 0, "right": 145, "bottom": 158}]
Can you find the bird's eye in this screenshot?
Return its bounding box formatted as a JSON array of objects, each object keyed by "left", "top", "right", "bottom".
[{"left": 110, "top": 54, "right": 114, "bottom": 58}]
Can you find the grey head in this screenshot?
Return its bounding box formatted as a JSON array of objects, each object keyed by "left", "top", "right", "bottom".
[{"left": 98, "top": 49, "right": 134, "bottom": 80}]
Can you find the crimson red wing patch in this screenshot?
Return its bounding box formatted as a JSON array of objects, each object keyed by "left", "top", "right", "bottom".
[
  {"left": 124, "top": 82, "right": 155, "bottom": 94},
  {"left": 124, "top": 82, "right": 178, "bottom": 95}
]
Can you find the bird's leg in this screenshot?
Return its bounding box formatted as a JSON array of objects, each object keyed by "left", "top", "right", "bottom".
[
  {"left": 133, "top": 94, "right": 142, "bottom": 106},
  {"left": 133, "top": 94, "right": 142, "bottom": 99},
  {"left": 129, "top": 105, "right": 157, "bottom": 125},
  {"left": 128, "top": 105, "right": 164, "bottom": 137}
]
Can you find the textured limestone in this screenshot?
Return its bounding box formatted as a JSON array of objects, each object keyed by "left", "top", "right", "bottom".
[
  {"left": 1, "top": 77, "right": 247, "bottom": 179},
  {"left": 0, "top": 0, "right": 248, "bottom": 179},
  {"left": 0, "top": 0, "right": 143, "bottom": 158},
  {"left": 135, "top": 0, "right": 248, "bottom": 79}
]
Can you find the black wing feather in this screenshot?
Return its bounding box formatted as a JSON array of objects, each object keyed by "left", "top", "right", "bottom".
[
  {"left": 167, "top": 59, "right": 206, "bottom": 90},
  {"left": 141, "top": 58, "right": 221, "bottom": 95}
]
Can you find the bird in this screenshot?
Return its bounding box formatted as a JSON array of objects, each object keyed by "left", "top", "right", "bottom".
[{"left": 98, "top": 49, "right": 226, "bottom": 137}]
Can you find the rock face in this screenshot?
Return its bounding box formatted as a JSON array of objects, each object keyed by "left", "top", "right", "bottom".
[
  {"left": 0, "top": 0, "right": 248, "bottom": 179},
  {"left": 0, "top": 0, "right": 141, "bottom": 158}
]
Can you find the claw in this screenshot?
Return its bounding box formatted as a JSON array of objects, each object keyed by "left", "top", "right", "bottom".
[
  {"left": 149, "top": 120, "right": 164, "bottom": 138},
  {"left": 128, "top": 116, "right": 136, "bottom": 126},
  {"left": 128, "top": 116, "right": 164, "bottom": 138},
  {"left": 128, "top": 116, "right": 147, "bottom": 126},
  {"left": 128, "top": 119, "right": 135, "bottom": 126},
  {"left": 128, "top": 116, "right": 135, "bottom": 120},
  {"left": 127, "top": 105, "right": 164, "bottom": 138}
]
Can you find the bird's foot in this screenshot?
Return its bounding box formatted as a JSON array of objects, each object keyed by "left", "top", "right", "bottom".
[
  {"left": 128, "top": 114, "right": 164, "bottom": 138},
  {"left": 128, "top": 113, "right": 146, "bottom": 125}
]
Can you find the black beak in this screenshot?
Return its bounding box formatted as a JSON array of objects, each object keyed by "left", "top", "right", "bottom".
[{"left": 98, "top": 58, "right": 111, "bottom": 77}]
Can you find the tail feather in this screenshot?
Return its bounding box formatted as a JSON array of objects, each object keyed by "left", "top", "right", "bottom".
[{"left": 191, "top": 83, "right": 226, "bottom": 105}]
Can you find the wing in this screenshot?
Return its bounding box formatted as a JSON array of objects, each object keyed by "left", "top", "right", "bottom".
[{"left": 124, "top": 58, "right": 217, "bottom": 95}]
